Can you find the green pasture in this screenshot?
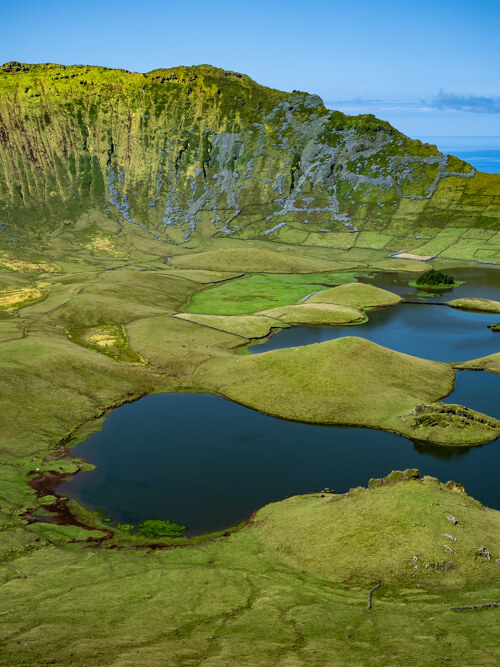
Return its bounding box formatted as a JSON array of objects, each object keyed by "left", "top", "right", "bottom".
[
  {"left": 185, "top": 271, "right": 373, "bottom": 315},
  {"left": 2, "top": 475, "right": 500, "bottom": 665}
]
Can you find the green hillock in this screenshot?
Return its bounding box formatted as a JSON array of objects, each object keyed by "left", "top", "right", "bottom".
[
  {"left": 198, "top": 336, "right": 500, "bottom": 445},
  {"left": 3, "top": 473, "right": 500, "bottom": 665},
  {"left": 447, "top": 297, "right": 500, "bottom": 313},
  {"left": 308, "top": 282, "right": 402, "bottom": 308}
]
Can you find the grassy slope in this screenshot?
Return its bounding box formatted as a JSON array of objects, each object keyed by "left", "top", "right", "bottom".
[
  {"left": 452, "top": 352, "right": 500, "bottom": 375},
  {"left": 199, "top": 336, "right": 500, "bottom": 445},
  {"left": 173, "top": 312, "right": 285, "bottom": 339},
  {"left": 257, "top": 302, "right": 367, "bottom": 325},
  {"left": 308, "top": 281, "right": 403, "bottom": 307},
  {"left": 2, "top": 476, "right": 500, "bottom": 665},
  {"left": 447, "top": 297, "right": 500, "bottom": 314},
  {"left": 0, "top": 62, "right": 499, "bottom": 267}
]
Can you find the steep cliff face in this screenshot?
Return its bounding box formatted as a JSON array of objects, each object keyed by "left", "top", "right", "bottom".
[{"left": 0, "top": 62, "right": 498, "bottom": 257}]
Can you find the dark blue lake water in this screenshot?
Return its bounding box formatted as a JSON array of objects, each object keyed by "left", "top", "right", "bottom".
[
  {"left": 250, "top": 303, "right": 499, "bottom": 361},
  {"left": 60, "top": 268, "right": 500, "bottom": 534}
]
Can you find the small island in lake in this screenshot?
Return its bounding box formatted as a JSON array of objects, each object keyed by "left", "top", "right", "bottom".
[{"left": 410, "top": 268, "right": 464, "bottom": 290}]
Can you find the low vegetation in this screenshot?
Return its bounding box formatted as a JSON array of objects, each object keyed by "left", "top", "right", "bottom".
[
  {"left": 185, "top": 270, "right": 371, "bottom": 315},
  {"left": 170, "top": 248, "right": 338, "bottom": 274},
  {"left": 197, "top": 336, "right": 500, "bottom": 445},
  {"left": 258, "top": 302, "right": 367, "bottom": 326},
  {"left": 307, "top": 282, "right": 402, "bottom": 308},
  {"left": 447, "top": 297, "right": 500, "bottom": 314},
  {"left": 0, "top": 286, "right": 45, "bottom": 311},
  {"left": 174, "top": 312, "right": 285, "bottom": 339},
  {"left": 68, "top": 323, "right": 146, "bottom": 364},
  {"left": 452, "top": 352, "right": 500, "bottom": 375},
  {"left": 2, "top": 473, "right": 500, "bottom": 665}
]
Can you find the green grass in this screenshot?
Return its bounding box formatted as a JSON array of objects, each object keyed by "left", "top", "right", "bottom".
[
  {"left": 411, "top": 228, "right": 466, "bottom": 256},
  {"left": 255, "top": 474, "right": 500, "bottom": 586},
  {"left": 0, "top": 261, "right": 497, "bottom": 665},
  {"left": 0, "top": 59, "right": 500, "bottom": 662},
  {"left": 170, "top": 248, "right": 341, "bottom": 273},
  {"left": 161, "top": 268, "right": 244, "bottom": 283},
  {"left": 173, "top": 312, "right": 285, "bottom": 338},
  {"left": 186, "top": 271, "right": 372, "bottom": 315},
  {"left": 2, "top": 475, "right": 500, "bottom": 665},
  {"left": 258, "top": 302, "right": 367, "bottom": 325},
  {"left": 370, "top": 257, "right": 430, "bottom": 272},
  {"left": 355, "top": 230, "right": 394, "bottom": 249},
  {"left": 452, "top": 353, "right": 500, "bottom": 375},
  {"left": 198, "top": 336, "right": 500, "bottom": 445},
  {"left": 447, "top": 297, "right": 500, "bottom": 314},
  {"left": 178, "top": 281, "right": 401, "bottom": 334},
  {"left": 307, "top": 282, "right": 402, "bottom": 308}
]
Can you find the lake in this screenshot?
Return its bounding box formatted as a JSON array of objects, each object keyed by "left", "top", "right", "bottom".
[{"left": 60, "top": 268, "right": 500, "bottom": 534}]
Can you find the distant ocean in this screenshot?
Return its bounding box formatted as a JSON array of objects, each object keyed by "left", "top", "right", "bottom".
[{"left": 416, "top": 136, "right": 500, "bottom": 174}]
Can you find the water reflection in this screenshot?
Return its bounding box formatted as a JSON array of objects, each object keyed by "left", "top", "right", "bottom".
[
  {"left": 412, "top": 440, "right": 472, "bottom": 459},
  {"left": 60, "top": 393, "right": 500, "bottom": 535}
]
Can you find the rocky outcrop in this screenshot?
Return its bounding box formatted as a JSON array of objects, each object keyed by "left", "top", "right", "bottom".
[{"left": 0, "top": 63, "right": 497, "bottom": 253}]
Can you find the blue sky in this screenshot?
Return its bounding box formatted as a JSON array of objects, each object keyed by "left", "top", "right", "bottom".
[{"left": 1, "top": 0, "right": 499, "bottom": 137}]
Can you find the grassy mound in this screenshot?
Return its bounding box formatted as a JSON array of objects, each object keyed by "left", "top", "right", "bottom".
[
  {"left": 258, "top": 302, "right": 366, "bottom": 325},
  {"left": 3, "top": 473, "right": 500, "bottom": 665},
  {"left": 308, "top": 282, "right": 402, "bottom": 309},
  {"left": 170, "top": 248, "right": 335, "bottom": 274},
  {"left": 202, "top": 337, "right": 500, "bottom": 445},
  {"left": 254, "top": 472, "right": 500, "bottom": 586},
  {"left": 205, "top": 336, "right": 448, "bottom": 426},
  {"left": 447, "top": 297, "right": 500, "bottom": 314},
  {"left": 452, "top": 352, "right": 500, "bottom": 375}
]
